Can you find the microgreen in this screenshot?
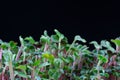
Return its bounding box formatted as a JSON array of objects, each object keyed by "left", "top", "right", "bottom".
[{"left": 0, "top": 29, "right": 120, "bottom": 80}]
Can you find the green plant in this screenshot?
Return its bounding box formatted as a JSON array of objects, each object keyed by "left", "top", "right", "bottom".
[{"left": 0, "top": 29, "right": 120, "bottom": 80}]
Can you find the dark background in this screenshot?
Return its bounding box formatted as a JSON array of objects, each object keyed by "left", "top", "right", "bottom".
[{"left": 0, "top": 1, "right": 119, "bottom": 43}]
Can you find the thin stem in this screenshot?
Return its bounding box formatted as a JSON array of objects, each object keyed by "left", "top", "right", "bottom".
[
  {"left": 23, "top": 52, "right": 26, "bottom": 62},
  {"left": 0, "top": 49, "right": 2, "bottom": 69},
  {"left": 44, "top": 43, "right": 48, "bottom": 52},
  {"left": 9, "top": 60, "right": 14, "bottom": 80},
  {"left": 58, "top": 38, "right": 62, "bottom": 53},
  {"left": 66, "top": 40, "right": 76, "bottom": 55},
  {"left": 16, "top": 45, "right": 23, "bottom": 61},
  {"left": 1, "top": 65, "right": 7, "bottom": 80},
  {"left": 31, "top": 68, "right": 35, "bottom": 80},
  {"left": 78, "top": 53, "right": 83, "bottom": 70},
  {"left": 96, "top": 60, "right": 101, "bottom": 80}
]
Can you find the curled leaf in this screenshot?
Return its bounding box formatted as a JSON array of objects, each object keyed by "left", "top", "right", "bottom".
[
  {"left": 74, "top": 35, "right": 86, "bottom": 43},
  {"left": 111, "top": 39, "right": 120, "bottom": 46},
  {"left": 25, "top": 36, "right": 35, "bottom": 44},
  {"left": 54, "top": 29, "right": 64, "bottom": 40},
  {"left": 90, "top": 41, "right": 101, "bottom": 49}
]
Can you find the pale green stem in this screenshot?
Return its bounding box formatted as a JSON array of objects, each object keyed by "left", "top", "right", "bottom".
[
  {"left": 16, "top": 46, "right": 23, "bottom": 61},
  {"left": 44, "top": 43, "right": 48, "bottom": 52},
  {"left": 31, "top": 68, "right": 35, "bottom": 80},
  {"left": 66, "top": 40, "right": 76, "bottom": 55},
  {"left": 0, "top": 49, "right": 2, "bottom": 69},
  {"left": 58, "top": 38, "right": 62, "bottom": 53},
  {"left": 96, "top": 60, "right": 101, "bottom": 80},
  {"left": 9, "top": 60, "right": 14, "bottom": 80},
  {"left": 23, "top": 52, "right": 25, "bottom": 62}
]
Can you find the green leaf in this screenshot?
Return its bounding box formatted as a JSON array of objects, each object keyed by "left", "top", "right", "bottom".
[
  {"left": 16, "top": 65, "right": 27, "bottom": 71},
  {"left": 0, "top": 42, "right": 9, "bottom": 49},
  {"left": 40, "top": 35, "right": 50, "bottom": 43},
  {"left": 39, "top": 62, "right": 50, "bottom": 68},
  {"left": 54, "top": 58, "right": 63, "bottom": 67},
  {"left": 33, "top": 60, "right": 40, "bottom": 66},
  {"left": 51, "top": 35, "right": 59, "bottom": 43},
  {"left": 59, "top": 69, "right": 64, "bottom": 74},
  {"left": 113, "top": 72, "right": 120, "bottom": 77},
  {"left": 98, "top": 55, "right": 108, "bottom": 63},
  {"left": 15, "top": 71, "right": 28, "bottom": 78},
  {"left": 74, "top": 35, "right": 86, "bottom": 43},
  {"left": 61, "top": 57, "right": 71, "bottom": 63},
  {"left": 27, "top": 65, "right": 33, "bottom": 70},
  {"left": 35, "top": 76, "right": 41, "bottom": 80},
  {"left": 42, "top": 52, "right": 54, "bottom": 62},
  {"left": 100, "top": 73, "right": 109, "bottom": 78},
  {"left": 25, "top": 36, "right": 35, "bottom": 44},
  {"left": 111, "top": 39, "right": 120, "bottom": 46},
  {"left": 9, "top": 41, "right": 17, "bottom": 48},
  {"left": 41, "top": 78, "right": 49, "bottom": 80},
  {"left": 90, "top": 41, "right": 101, "bottom": 49},
  {"left": 101, "top": 40, "right": 115, "bottom": 52},
  {"left": 74, "top": 52, "right": 79, "bottom": 57},
  {"left": 54, "top": 29, "right": 64, "bottom": 40},
  {"left": 48, "top": 69, "right": 61, "bottom": 79},
  {"left": 3, "top": 50, "right": 12, "bottom": 62},
  {"left": 44, "top": 30, "right": 48, "bottom": 37}
]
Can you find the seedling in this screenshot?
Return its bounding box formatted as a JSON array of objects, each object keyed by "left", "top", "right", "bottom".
[{"left": 0, "top": 29, "right": 120, "bottom": 80}]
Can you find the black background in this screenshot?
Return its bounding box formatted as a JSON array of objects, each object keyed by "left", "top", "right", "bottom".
[{"left": 0, "top": 1, "right": 119, "bottom": 43}]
